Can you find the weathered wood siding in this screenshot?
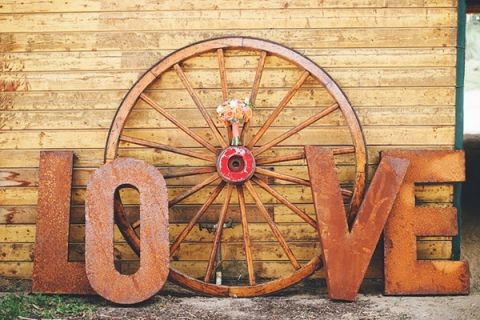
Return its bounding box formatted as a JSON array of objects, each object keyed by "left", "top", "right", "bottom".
[{"left": 0, "top": 0, "right": 458, "bottom": 279}]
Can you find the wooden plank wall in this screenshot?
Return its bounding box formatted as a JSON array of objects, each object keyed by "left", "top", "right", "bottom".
[{"left": 0, "top": 0, "right": 458, "bottom": 280}]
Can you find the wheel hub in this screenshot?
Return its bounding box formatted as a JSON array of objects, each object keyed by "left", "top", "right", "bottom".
[{"left": 216, "top": 146, "right": 256, "bottom": 184}]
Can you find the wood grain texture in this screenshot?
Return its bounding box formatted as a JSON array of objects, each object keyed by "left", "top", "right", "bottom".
[
  {"left": 0, "top": 9, "right": 457, "bottom": 33},
  {"left": 0, "top": 29, "right": 456, "bottom": 53},
  {"left": 0, "top": 49, "right": 456, "bottom": 72},
  {"left": 0, "top": 0, "right": 459, "bottom": 285},
  {"left": 0, "top": 68, "right": 456, "bottom": 91},
  {"left": 0, "top": 87, "right": 456, "bottom": 112},
  {"left": 0, "top": 0, "right": 457, "bottom": 14}
]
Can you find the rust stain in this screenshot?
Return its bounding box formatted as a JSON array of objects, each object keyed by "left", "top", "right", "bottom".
[
  {"left": 0, "top": 79, "right": 20, "bottom": 91},
  {"left": 383, "top": 150, "right": 470, "bottom": 295},
  {"left": 0, "top": 171, "right": 31, "bottom": 187},
  {"left": 0, "top": 75, "right": 28, "bottom": 92},
  {"left": 38, "top": 131, "right": 46, "bottom": 147},
  {"left": 0, "top": 53, "right": 28, "bottom": 92},
  {"left": 32, "top": 151, "right": 94, "bottom": 295},
  {"left": 5, "top": 212, "right": 15, "bottom": 224}
]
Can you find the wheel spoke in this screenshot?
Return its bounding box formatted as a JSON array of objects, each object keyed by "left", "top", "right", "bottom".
[
  {"left": 253, "top": 103, "right": 340, "bottom": 156},
  {"left": 217, "top": 49, "right": 228, "bottom": 100},
  {"left": 256, "top": 152, "right": 305, "bottom": 165},
  {"left": 251, "top": 176, "right": 317, "bottom": 229},
  {"left": 246, "top": 71, "right": 309, "bottom": 148},
  {"left": 245, "top": 181, "right": 301, "bottom": 270},
  {"left": 255, "top": 147, "right": 355, "bottom": 165},
  {"left": 333, "top": 146, "right": 356, "bottom": 155},
  {"left": 250, "top": 51, "right": 267, "bottom": 104},
  {"left": 217, "top": 49, "right": 233, "bottom": 143},
  {"left": 227, "top": 125, "right": 233, "bottom": 146},
  {"left": 139, "top": 93, "right": 217, "bottom": 153},
  {"left": 239, "top": 124, "right": 252, "bottom": 148},
  {"left": 131, "top": 219, "right": 140, "bottom": 230},
  {"left": 170, "top": 182, "right": 226, "bottom": 255},
  {"left": 204, "top": 184, "right": 234, "bottom": 282},
  {"left": 132, "top": 173, "right": 222, "bottom": 230},
  {"left": 240, "top": 121, "right": 250, "bottom": 144},
  {"left": 161, "top": 167, "right": 217, "bottom": 179},
  {"left": 241, "top": 51, "right": 267, "bottom": 143},
  {"left": 114, "top": 193, "right": 140, "bottom": 254},
  {"left": 169, "top": 173, "right": 221, "bottom": 208},
  {"left": 174, "top": 64, "right": 228, "bottom": 148},
  {"left": 237, "top": 185, "right": 256, "bottom": 285},
  {"left": 255, "top": 167, "right": 310, "bottom": 186},
  {"left": 120, "top": 134, "right": 216, "bottom": 162}
]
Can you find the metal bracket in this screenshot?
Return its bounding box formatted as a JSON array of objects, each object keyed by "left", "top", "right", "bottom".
[{"left": 199, "top": 219, "right": 234, "bottom": 233}]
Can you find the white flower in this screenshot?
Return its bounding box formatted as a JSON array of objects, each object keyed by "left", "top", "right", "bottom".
[
  {"left": 244, "top": 97, "right": 250, "bottom": 105},
  {"left": 229, "top": 99, "right": 238, "bottom": 108},
  {"left": 216, "top": 105, "right": 224, "bottom": 113}
]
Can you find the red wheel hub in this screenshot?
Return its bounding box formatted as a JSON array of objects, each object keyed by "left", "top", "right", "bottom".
[{"left": 216, "top": 146, "right": 256, "bottom": 184}]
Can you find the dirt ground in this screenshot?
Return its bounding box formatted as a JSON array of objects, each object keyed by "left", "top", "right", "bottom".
[
  {"left": 93, "top": 293, "right": 480, "bottom": 320},
  {"left": 85, "top": 280, "right": 479, "bottom": 320},
  {"left": 1, "top": 279, "right": 478, "bottom": 320}
]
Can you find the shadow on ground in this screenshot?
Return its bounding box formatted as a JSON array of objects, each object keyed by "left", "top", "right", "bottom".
[{"left": 462, "top": 134, "right": 480, "bottom": 292}]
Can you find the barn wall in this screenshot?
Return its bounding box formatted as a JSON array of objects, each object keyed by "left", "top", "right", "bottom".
[{"left": 0, "top": 0, "right": 459, "bottom": 280}]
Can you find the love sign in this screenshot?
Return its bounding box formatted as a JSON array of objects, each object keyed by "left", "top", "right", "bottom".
[{"left": 32, "top": 148, "right": 470, "bottom": 304}]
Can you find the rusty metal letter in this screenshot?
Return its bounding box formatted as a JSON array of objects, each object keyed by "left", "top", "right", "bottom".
[
  {"left": 383, "top": 150, "right": 470, "bottom": 295},
  {"left": 32, "top": 151, "right": 94, "bottom": 294},
  {"left": 305, "top": 146, "right": 409, "bottom": 301},
  {"left": 85, "top": 157, "right": 169, "bottom": 304}
]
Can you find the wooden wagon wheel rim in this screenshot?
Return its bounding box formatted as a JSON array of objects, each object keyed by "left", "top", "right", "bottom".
[{"left": 104, "top": 36, "right": 367, "bottom": 297}]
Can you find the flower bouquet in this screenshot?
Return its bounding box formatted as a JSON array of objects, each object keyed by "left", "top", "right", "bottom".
[{"left": 216, "top": 97, "right": 254, "bottom": 146}]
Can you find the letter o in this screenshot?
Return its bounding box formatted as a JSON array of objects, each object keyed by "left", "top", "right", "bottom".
[{"left": 85, "top": 157, "right": 169, "bottom": 304}]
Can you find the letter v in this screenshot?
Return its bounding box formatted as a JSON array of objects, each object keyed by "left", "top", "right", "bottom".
[{"left": 305, "top": 146, "right": 409, "bottom": 301}]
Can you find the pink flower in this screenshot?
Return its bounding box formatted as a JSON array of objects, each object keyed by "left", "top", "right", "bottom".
[{"left": 224, "top": 110, "right": 235, "bottom": 120}]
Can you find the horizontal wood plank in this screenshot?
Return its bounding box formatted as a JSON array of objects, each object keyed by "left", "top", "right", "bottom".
[
  {"left": 0, "top": 0, "right": 457, "bottom": 14},
  {"left": 0, "top": 67, "right": 456, "bottom": 92},
  {"left": 0, "top": 240, "right": 452, "bottom": 262},
  {"left": 0, "top": 183, "right": 455, "bottom": 206},
  {"left": 0, "top": 126, "right": 455, "bottom": 150},
  {"left": 0, "top": 107, "right": 455, "bottom": 130},
  {"left": 0, "top": 87, "right": 456, "bottom": 111},
  {"left": 0, "top": 9, "right": 457, "bottom": 33},
  {"left": 0, "top": 199, "right": 455, "bottom": 226},
  {"left": 0, "top": 164, "right": 366, "bottom": 187},
  {"left": 0, "top": 145, "right": 455, "bottom": 169},
  {"left": 0, "top": 28, "right": 457, "bottom": 53},
  {"left": 0, "top": 48, "right": 457, "bottom": 72}
]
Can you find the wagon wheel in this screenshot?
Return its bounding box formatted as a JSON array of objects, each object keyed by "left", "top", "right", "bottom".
[{"left": 104, "top": 37, "right": 367, "bottom": 297}]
